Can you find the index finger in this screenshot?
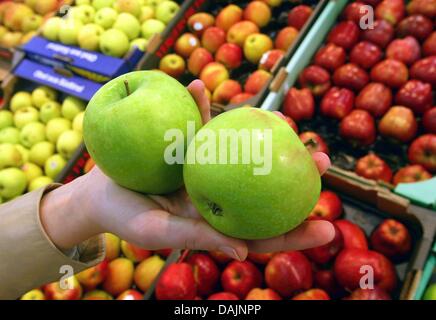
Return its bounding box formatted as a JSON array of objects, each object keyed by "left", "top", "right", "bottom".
[{"left": 188, "top": 80, "right": 211, "bottom": 124}]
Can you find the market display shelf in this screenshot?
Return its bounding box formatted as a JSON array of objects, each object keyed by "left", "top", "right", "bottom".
[{"left": 415, "top": 241, "right": 436, "bottom": 300}]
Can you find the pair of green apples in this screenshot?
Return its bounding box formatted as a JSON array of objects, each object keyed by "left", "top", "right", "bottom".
[{"left": 83, "top": 71, "right": 320, "bottom": 240}]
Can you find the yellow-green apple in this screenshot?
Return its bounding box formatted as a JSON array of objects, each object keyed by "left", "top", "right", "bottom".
[
  {"left": 100, "top": 28, "right": 130, "bottom": 57},
  {"left": 130, "top": 38, "right": 148, "bottom": 51},
  {"left": 120, "top": 240, "right": 152, "bottom": 262},
  {"left": 274, "top": 26, "right": 299, "bottom": 51},
  {"left": 259, "top": 49, "right": 284, "bottom": 71},
  {"left": 187, "top": 12, "right": 214, "bottom": 36},
  {"left": 146, "top": 0, "right": 166, "bottom": 9},
  {"left": 139, "top": 6, "right": 154, "bottom": 23},
  {"left": 76, "top": 260, "right": 109, "bottom": 290},
  {"left": 32, "top": 86, "right": 57, "bottom": 109},
  {"left": 83, "top": 290, "right": 113, "bottom": 300},
  {"left": 0, "top": 32, "right": 22, "bottom": 48},
  {"left": 42, "top": 16, "right": 62, "bottom": 41},
  {"left": 44, "top": 154, "right": 67, "bottom": 179},
  {"left": 243, "top": 1, "right": 271, "bottom": 28},
  {"left": 155, "top": 0, "right": 179, "bottom": 24},
  {"left": 117, "top": 289, "right": 143, "bottom": 300},
  {"left": 40, "top": 101, "right": 61, "bottom": 124},
  {"left": 28, "top": 176, "right": 53, "bottom": 191},
  {"left": 76, "top": 0, "right": 92, "bottom": 5},
  {"left": 44, "top": 277, "right": 83, "bottom": 300},
  {"left": 379, "top": 106, "right": 417, "bottom": 142},
  {"left": 215, "top": 43, "right": 243, "bottom": 69},
  {"left": 200, "top": 62, "right": 229, "bottom": 92},
  {"left": 78, "top": 23, "right": 104, "bottom": 51},
  {"left": 187, "top": 47, "right": 213, "bottom": 76},
  {"left": 20, "top": 122, "right": 46, "bottom": 148},
  {"left": 141, "top": 18, "right": 165, "bottom": 39},
  {"left": 113, "top": 12, "right": 141, "bottom": 40},
  {"left": 15, "top": 145, "right": 29, "bottom": 163},
  {"left": 227, "top": 21, "right": 259, "bottom": 47},
  {"left": 59, "top": 19, "right": 83, "bottom": 46},
  {"left": 184, "top": 108, "right": 321, "bottom": 239},
  {"left": 46, "top": 118, "right": 72, "bottom": 143},
  {"left": 201, "top": 26, "right": 226, "bottom": 53},
  {"left": 0, "top": 168, "right": 27, "bottom": 199},
  {"left": 56, "top": 130, "right": 82, "bottom": 159},
  {"left": 94, "top": 7, "right": 118, "bottom": 29},
  {"left": 10, "top": 91, "right": 32, "bottom": 113},
  {"left": 22, "top": 14, "right": 43, "bottom": 33},
  {"left": 20, "top": 31, "right": 37, "bottom": 45},
  {"left": 174, "top": 32, "right": 200, "bottom": 58},
  {"left": 243, "top": 33, "right": 273, "bottom": 64},
  {"left": 13, "top": 107, "right": 39, "bottom": 129},
  {"left": 103, "top": 257, "right": 134, "bottom": 296},
  {"left": 73, "top": 112, "right": 85, "bottom": 132},
  {"left": 92, "top": 0, "right": 115, "bottom": 10},
  {"left": 0, "top": 26, "right": 6, "bottom": 39},
  {"left": 159, "top": 53, "right": 185, "bottom": 78},
  {"left": 0, "top": 110, "right": 13, "bottom": 130},
  {"left": 245, "top": 288, "right": 282, "bottom": 300},
  {"left": 3, "top": 3, "right": 33, "bottom": 32},
  {"left": 212, "top": 80, "right": 242, "bottom": 105},
  {"left": 261, "top": 0, "right": 282, "bottom": 7},
  {"left": 21, "top": 289, "right": 45, "bottom": 300},
  {"left": 244, "top": 70, "right": 272, "bottom": 94},
  {"left": 83, "top": 71, "right": 202, "bottom": 194},
  {"left": 105, "top": 233, "right": 121, "bottom": 261},
  {"left": 34, "top": 0, "right": 59, "bottom": 15},
  {"left": 71, "top": 5, "right": 96, "bottom": 24},
  {"left": 0, "top": 127, "right": 20, "bottom": 144},
  {"left": 134, "top": 255, "right": 165, "bottom": 292},
  {"left": 21, "top": 162, "right": 43, "bottom": 183},
  {"left": 0, "top": 144, "right": 23, "bottom": 169},
  {"left": 216, "top": 4, "right": 242, "bottom": 31},
  {"left": 61, "top": 96, "right": 86, "bottom": 121},
  {"left": 114, "top": 0, "right": 141, "bottom": 17},
  {"left": 423, "top": 284, "right": 436, "bottom": 300}
]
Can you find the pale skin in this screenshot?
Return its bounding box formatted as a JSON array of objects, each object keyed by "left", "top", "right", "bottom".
[{"left": 40, "top": 80, "right": 334, "bottom": 261}]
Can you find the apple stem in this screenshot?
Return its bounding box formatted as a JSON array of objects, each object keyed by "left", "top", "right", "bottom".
[
  {"left": 124, "top": 80, "right": 131, "bottom": 96},
  {"left": 304, "top": 138, "right": 317, "bottom": 148}
]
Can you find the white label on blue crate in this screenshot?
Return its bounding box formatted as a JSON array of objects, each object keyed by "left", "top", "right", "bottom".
[
  {"left": 33, "top": 70, "right": 85, "bottom": 93},
  {"left": 46, "top": 42, "right": 98, "bottom": 63}
]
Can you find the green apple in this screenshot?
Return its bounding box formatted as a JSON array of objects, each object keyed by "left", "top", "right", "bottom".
[
  {"left": 94, "top": 7, "right": 118, "bottom": 29},
  {"left": 0, "top": 127, "right": 20, "bottom": 144},
  {"left": 139, "top": 6, "right": 154, "bottom": 23},
  {"left": 32, "top": 86, "right": 57, "bottom": 109},
  {"left": 83, "top": 70, "right": 202, "bottom": 194},
  {"left": 423, "top": 283, "right": 436, "bottom": 300},
  {"left": 61, "top": 96, "right": 86, "bottom": 120},
  {"left": 28, "top": 176, "right": 53, "bottom": 192},
  {"left": 92, "top": 0, "right": 115, "bottom": 10},
  {"left": 0, "top": 110, "right": 13, "bottom": 130},
  {"left": 183, "top": 107, "right": 321, "bottom": 240},
  {"left": 155, "top": 1, "right": 179, "bottom": 24},
  {"left": 72, "top": 112, "right": 85, "bottom": 132},
  {"left": 44, "top": 154, "right": 67, "bottom": 179},
  {"left": 42, "top": 17, "right": 63, "bottom": 41},
  {"left": 59, "top": 19, "right": 83, "bottom": 46},
  {"left": 13, "top": 107, "right": 39, "bottom": 129},
  {"left": 78, "top": 23, "right": 104, "bottom": 51},
  {"left": 10, "top": 91, "right": 32, "bottom": 112},
  {"left": 15, "top": 145, "right": 29, "bottom": 163},
  {"left": 22, "top": 14, "right": 43, "bottom": 33},
  {"left": 130, "top": 38, "right": 148, "bottom": 51},
  {"left": 99, "top": 28, "right": 130, "bottom": 57},
  {"left": 56, "top": 130, "right": 82, "bottom": 159},
  {"left": 70, "top": 5, "right": 96, "bottom": 24},
  {"left": 141, "top": 19, "right": 165, "bottom": 39},
  {"left": 20, "top": 122, "right": 46, "bottom": 148},
  {"left": 113, "top": 0, "right": 141, "bottom": 17},
  {"left": 0, "top": 168, "right": 27, "bottom": 199},
  {"left": 46, "top": 118, "right": 72, "bottom": 143},
  {"left": 0, "top": 144, "right": 23, "bottom": 169},
  {"left": 113, "top": 13, "right": 140, "bottom": 40},
  {"left": 145, "top": 0, "right": 165, "bottom": 9},
  {"left": 0, "top": 195, "right": 2, "bottom": 204},
  {"left": 39, "top": 101, "right": 61, "bottom": 124},
  {"left": 29, "top": 141, "right": 55, "bottom": 167},
  {"left": 21, "top": 162, "right": 43, "bottom": 184}
]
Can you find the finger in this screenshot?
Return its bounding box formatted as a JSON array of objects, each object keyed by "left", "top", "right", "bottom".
[
  {"left": 312, "top": 152, "right": 331, "bottom": 175},
  {"left": 187, "top": 79, "right": 211, "bottom": 124},
  {"left": 246, "top": 220, "right": 335, "bottom": 253},
  {"left": 124, "top": 209, "right": 248, "bottom": 260}
]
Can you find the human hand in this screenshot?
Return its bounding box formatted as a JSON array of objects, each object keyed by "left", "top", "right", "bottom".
[{"left": 41, "top": 80, "right": 334, "bottom": 261}]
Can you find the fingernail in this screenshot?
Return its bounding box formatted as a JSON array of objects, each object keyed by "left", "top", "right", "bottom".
[{"left": 219, "top": 246, "right": 241, "bottom": 261}]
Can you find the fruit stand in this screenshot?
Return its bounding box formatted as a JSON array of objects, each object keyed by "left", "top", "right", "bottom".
[{"left": 0, "top": 0, "right": 434, "bottom": 303}]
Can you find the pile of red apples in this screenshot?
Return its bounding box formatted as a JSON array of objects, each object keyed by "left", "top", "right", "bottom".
[
  {"left": 158, "top": 0, "right": 314, "bottom": 105},
  {"left": 281, "top": 0, "right": 435, "bottom": 185}
]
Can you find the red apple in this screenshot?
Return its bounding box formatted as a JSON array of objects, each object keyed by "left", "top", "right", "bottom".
[
  {"left": 333, "top": 63, "right": 369, "bottom": 92},
  {"left": 243, "top": 1, "right": 271, "bottom": 28},
  {"left": 299, "top": 65, "right": 331, "bottom": 96},
  {"left": 292, "top": 289, "right": 330, "bottom": 300},
  {"left": 44, "top": 277, "right": 82, "bottom": 300},
  {"left": 396, "top": 80, "right": 432, "bottom": 115},
  {"left": 327, "top": 21, "right": 360, "bottom": 50},
  {"left": 155, "top": 248, "right": 172, "bottom": 257},
  {"left": 221, "top": 261, "right": 262, "bottom": 299},
  {"left": 201, "top": 27, "right": 226, "bottom": 53},
  {"left": 423, "top": 108, "right": 436, "bottom": 133},
  {"left": 393, "top": 164, "right": 432, "bottom": 185},
  {"left": 284, "top": 115, "right": 299, "bottom": 133},
  {"left": 396, "top": 15, "right": 433, "bottom": 40},
  {"left": 186, "top": 253, "right": 220, "bottom": 297},
  {"left": 350, "top": 41, "right": 383, "bottom": 70},
  {"left": 174, "top": 33, "right": 200, "bottom": 58},
  {"left": 208, "top": 292, "right": 239, "bottom": 300},
  {"left": 303, "top": 224, "right": 343, "bottom": 264},
  {"left": 209, "top": 251, "right": 232, "bottom": 264},
  {"left": 287, "top": 5, "right": 313, "bottom": 30},
  {"left": 299, "top": 131, "right": 329, "bottom": 155},
  {"left": 259, "top": 49, "right": 284, "bottom": 72},
  {"left": 346, "top": 287, "right": 391, "bottom": 300},
  {"left": 227, "top": 21, "right": 259, "bottom": 47},
  {"left": 308, "top": 190, "right": 342, "bottom": 221},
  {"left": 361, "top": 19, "right": 394, "bottom": 48},
  {"left": 335, "top": 248, "right": 398, "bottom": 292},
  {"left": 386, "top": 36, "right": 421, "bottom": 65},
  {"left": 334, "top": 219, "right": 369, "bottom": 250},
  {"left": 247, "top": 252, "right": 273, "bottom": 265},
  {"left": 370, "top": 59, "right": 409, "bottom": 88},
  {"left": 244, "top": 70, "right": 272, "bottom": 94},
  {"left": 230, "top": 93, "right": 254, "bottom": 105},
  {"left": 282, "top": 87, "right": 315, "bottom": 121},
  {"left": 159, "top": 54, "right": 185, "bottom": 78},
  {"left": 155, "top": 263, "right": 197, "bottom": 300},
  {"left": 187, "top": 13, "right": 215, "bottom": 37},
  {"left": 410, "top": 56, "right": 436, "bottom": 87},
  {"left": 314, "top": 43, "right": 346, "bottom": 71},
  {"left": 265, "top": 251, "right": 313, "bottom": 298},
  {"left": 274, "top": 26, "right": 299, "bottom": 51},
  {"left": 121, "top": 241, "right": 152, "bottom": 263},
  {"left": 76, "top": 260, "right": 108, "bottom": 291},
  {"left": 215, "top": 43, "right": 242, "bottom": 69},
  {"left": 212, "top": 80, "right": 243, "bottom": 105},
  {"left": 355, "top": 154, "right": 393, "bottom": 183},
  {"left": 379, "top": 106, "right": 418, "bottom": 142},
  {"left": 423, "top": 32, "right": 436, "bottom": 56},
  {"left": 355, "top": 82, "right": 392, "bottom": 117},
  {"left": 245, "top": 288, "right": 282, "bottom": 300},
  {"left": 375, "top": 0, "right": 405, "bottom": 25},
  {"left": 339, "top": 110, "right": 376, "bottom": 146},
  {"left": 116, "top": 289, "right": 143, "bottom": 300},
  {"left": 343, "top": 1, "right": 371, "bottom": 23},
  {"left": 314, "top": 270, "right": 344, "bottom": 297},
  {"left": 407, "top": 0, "right": 436, "bottom": 18},
  {"left": 408, "top": 134, "right": 436, "bottom": 172},
  {"left": 320, "top": 87, "right": 354, "bottom": 119},
  {"left": 187, "top": 48, "right": 213, "bottom": 76},
  {"left": 370, "top": 219, "right": 412, "bottom": 259}
]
